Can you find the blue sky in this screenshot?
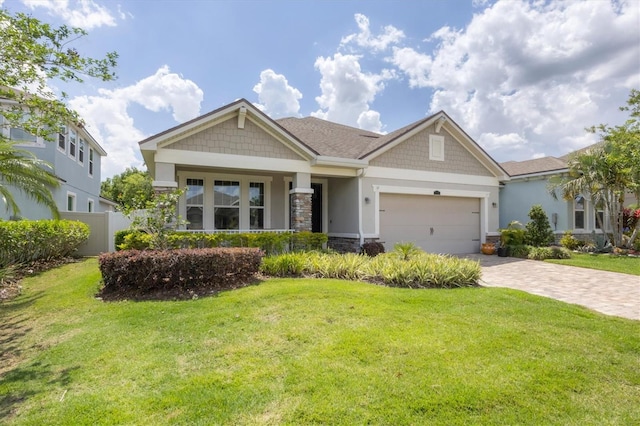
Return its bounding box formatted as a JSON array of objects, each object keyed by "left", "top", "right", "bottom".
[{"left": 2, "top": 0, "right": 639, "bottom": 178}]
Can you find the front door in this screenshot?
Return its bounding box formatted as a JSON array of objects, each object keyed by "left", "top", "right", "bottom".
[{"left": 311, "top": 182, "right": 323, "bottom": 233}]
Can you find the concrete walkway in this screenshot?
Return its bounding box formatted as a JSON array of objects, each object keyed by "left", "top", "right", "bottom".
[{"left": 462, "top": 254, "right": 640, "bottom": 321}]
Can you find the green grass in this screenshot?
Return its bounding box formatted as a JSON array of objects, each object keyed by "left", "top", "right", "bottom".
[
  {"left": 546, "top": 252, "right": 640, "bottom": 276},
  {"left": 1, "top": 258, "right": 639, "bottom": 425}
]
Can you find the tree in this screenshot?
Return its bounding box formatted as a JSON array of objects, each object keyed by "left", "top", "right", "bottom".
[
  {"left": 126, "top": 189, "right": 187, "bottom": 250},
  {"left": 100, "top": 168, "right": 153, "bottom": 211},
  {"left": 549, "top": 89, "right": 640, "bottom": 248},
  {"left": 0, "top": 9, "right": 117, "bottom": 216},
  {"left": 525, "top": 205, "right": 554, "bottom": 247},
  {"left": 0, "top": 139, "right": 60, "bottom": 218}
]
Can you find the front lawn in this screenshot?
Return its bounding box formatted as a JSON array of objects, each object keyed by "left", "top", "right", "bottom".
[
  {"left": 1, "top": 258, "right": 639, "bottom": 425},
  {"left": 546, "top": 252, "right": 640, "bottom": 276}
]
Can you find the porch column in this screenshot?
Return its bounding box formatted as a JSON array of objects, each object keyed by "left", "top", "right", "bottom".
[
  {"left": 290, "top": 172, "right": 313, "bottom": 232},
  {"left": 152, "top": 162, "right": 177, "bottom": 194}
]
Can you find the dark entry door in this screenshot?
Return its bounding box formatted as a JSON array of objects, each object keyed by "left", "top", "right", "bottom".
[{"left": 311, "top": 183, "right": 323, "bottom": 233}]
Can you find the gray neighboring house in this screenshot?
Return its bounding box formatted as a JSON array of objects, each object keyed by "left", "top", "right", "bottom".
[
  {"left": 499, "top": 145, "right": 606, "bottom": 239},
  {"left": 0, "top": 106, "right": 109, "bottom": 220},
  {"left": 139, "top": 98, "right": 509, "bottom": 254}
]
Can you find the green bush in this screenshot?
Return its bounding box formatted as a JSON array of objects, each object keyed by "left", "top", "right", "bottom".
[
  {"left": 507, "top": 244, "right": 530, "bottom": 259},
  {"left": 527, "top": 246, "right": 572, "bottom": 260},
  {"left": 500, "top": 221, "right": 526, "bottom": 246},
  {"left": 0, "top": 220, "right": 90, "bottom": 267},
  {"left": 99, "top": 247, "right": 263, "bottom": 297},
  {"left": 260, "top": 251, "right": 481, "bottom": 288},
  {"left": 117, "top": 230, "right": 324, "bottom": 254},
  {"left": 560, "top": 231, "right": 583, "bottom": 250},
  {"left": 524, "top": 205, "right": 554, "bottom": 247}
]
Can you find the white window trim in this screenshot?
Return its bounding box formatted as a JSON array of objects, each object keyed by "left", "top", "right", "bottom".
[
  {"left": 185, "top": 178, "right": 205, "bottom": 230},
  {"left": 177, "top": 172, "right": 272, "bottom": 230},
  {"left": 88, "top": 148, "right": 95, "bottom": 177},
  {"left": 573, "top": 197, "right": 585, "bottom": 230},
  {"left": 58, "top": 126, "right": 67, "bottom": 153},
  {"left": 78, "top": 138, "right": 85, "bottom": 164},
  {"left": 67, "top": 191, "right": 77, "bottom": 212},
  {"left": 429, "top": 134, "right": 445, "bottom": 161},
  {"left": 87, "top": 198, "right": 94, "bottom": 213},
  {"left": 68, "top": 129, "right": 77, "bottom": 160}
]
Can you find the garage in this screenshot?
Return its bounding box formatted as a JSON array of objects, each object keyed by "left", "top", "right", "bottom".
[{"left": 379, "top": 193, "right": 481, "bottom": 254}]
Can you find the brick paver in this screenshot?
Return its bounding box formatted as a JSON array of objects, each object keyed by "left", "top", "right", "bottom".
[{"left": 463, "top": 254, "right": 640, "bottom": 321}]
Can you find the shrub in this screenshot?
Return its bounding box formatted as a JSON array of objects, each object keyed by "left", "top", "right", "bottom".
[
  {"left": 508, "top": 244, "right": 530, "bottom": 259},
  {"left": 361, "top": 241, "right": 385, "bottom": 257},
  {"left": 527, "top": 246, "right": 571, "bottom": 260},
  {"left": 260, "top": 251, "right": 481, "bottom": 288},
  {"left": 500, "top": 221, "right": 526, "bottom": 246},
  {"left": 393, "top": 242, "right": 421, "bottom": 261},
  {"left": 524, "top": 205, "right": 555, "bottom": 247},
  {"left": 99, "top": 247, "right": 263, "bottom": 297},
  {"left": 0, "top": 220, "right": 90, "bottom": 267},
  {"left": 290, "top": 231, "right": 328, "bottom": 252},
  {"left": 560, "top": 231, "right": 583, "bottom": 250}
]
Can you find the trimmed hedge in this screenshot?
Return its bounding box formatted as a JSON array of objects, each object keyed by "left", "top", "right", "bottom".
[
  {"left": 116, "top": 230, "right": 327, "bottom": 254},
  {"left": 98, "top": 247, "right": 263, "bottom": 296},
  {"left": 0, "top": 220, "right": 90, "bottom": 267}
]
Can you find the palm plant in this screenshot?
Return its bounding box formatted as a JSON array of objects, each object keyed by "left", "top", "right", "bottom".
[{"left": 0, "top": 138, "right": 60, "bottom": 219}]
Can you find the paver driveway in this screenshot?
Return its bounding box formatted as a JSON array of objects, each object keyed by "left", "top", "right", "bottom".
[{"left": 464, "top": 254, "right": 640, "bottom": 321}]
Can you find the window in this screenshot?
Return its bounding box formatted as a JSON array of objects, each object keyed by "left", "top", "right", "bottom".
[
  {"left": 574, "top": 196, "right": 585, "bottom": 229},
  {"left": 58, "top": 126, "right": 67, "bottom": 152},
  {"left": 69, "top": 129, "right": 77, "bottom": 159},
  {"left": 429, "top": 134, "right": 445, "bottom": 161},
  {"left": 214, "top": 180, "right": 240, "bottom": 230},
  {"left": 10, "top": 126, "right": 36, "bottom": 143},
  {"left": 186, "top": 178, "right": 204, "bottom": 230},
  {"left": 79, "top": 139, "right": 85, "bottom": 164},
  {"left": 88, "top": 199, "right": 94, "bottom": 213},
  {"left": 89, "top": 148, "right": 94, "bottom": 176},
  {"left": 67, "top": 192, "right": 76, "bottom": 212},
  {"left": 595, "top": 202, "right": 605, "bottom": 230},
  {"left": 249, "top": 182, "right": 265, "bottom": 229}
]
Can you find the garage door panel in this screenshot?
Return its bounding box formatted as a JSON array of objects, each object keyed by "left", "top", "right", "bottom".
[{"left": 379, "top": 194, "right": 480, "bottom": 254}]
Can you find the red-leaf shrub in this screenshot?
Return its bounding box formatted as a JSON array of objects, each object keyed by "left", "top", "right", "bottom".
[
  {"left": 98, "top": 248, "right": 263, "bottom": 297},
  {"left": 361, "top": 242, "right": 385, "bottom": 257}
]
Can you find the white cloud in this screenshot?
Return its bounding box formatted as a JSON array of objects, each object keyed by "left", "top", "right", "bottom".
[
  {"left": 21, "top": 0, "right": 118, "bottom": 29},
  {"left": 341, "top": 13, "right": 405, "bottom": 52},
  {"left": 388, "top": 0, "right": 640, "bottom": 162},
  {"left": 312, "top": 53, "right": 393, "bottom": 132},
  {"left": 252, "top": 69, "right": 302, "bottom": 118},
  {"left": 69, "top": 66, "right": 203, "bottom": 178}
]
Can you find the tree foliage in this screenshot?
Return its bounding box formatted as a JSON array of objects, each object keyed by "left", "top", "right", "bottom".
[
  {"left": 0, "top": 9, "right": 118, "bottom": 140},
  {"left": 0, "top": 139, "right": 60, "bottom": 218},
  {"left": 549, "top": 89, "right": 640, "bottom": 248},
  {"left": 524, "top": 205, "right": 554, "bottom": 247},
  {"left": 0, "top": 9, "right": 117, "bottom": 217},
  {"left": 100, "top": 167, "right": 153, "bottom": 211}
]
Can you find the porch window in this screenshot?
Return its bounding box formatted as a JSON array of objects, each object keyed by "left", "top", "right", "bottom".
[
  {"left": 249, "top": 182, "right": 264, "bottom": 229},
  {"left": 214, "top": 180, "right": 240, "bottom": 230},
  {"left": 186, "top": 178, "right": 204, "bottom": 230},
  {"left": 574, "top": 196, "right": 585, "bottom": 229}
]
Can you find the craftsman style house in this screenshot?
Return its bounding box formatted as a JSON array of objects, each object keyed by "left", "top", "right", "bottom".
[{"left": 139, "top": 99, "right": 509, "bottom": 254}]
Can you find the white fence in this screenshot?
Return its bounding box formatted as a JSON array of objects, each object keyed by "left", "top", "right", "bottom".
[{"left": 60, "top": 211, "right": 132, "bottom": 256}]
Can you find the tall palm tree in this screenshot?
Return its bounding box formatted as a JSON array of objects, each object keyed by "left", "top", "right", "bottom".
[{"left": 0, "top": 138, "right": 60, "bottom": 219}]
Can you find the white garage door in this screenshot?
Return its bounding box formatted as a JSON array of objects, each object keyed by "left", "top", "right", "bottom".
[{"left": 379, "top": 193, "right": 481, "bottom": 254}]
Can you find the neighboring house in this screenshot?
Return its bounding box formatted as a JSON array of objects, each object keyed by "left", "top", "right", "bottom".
[
  {"left": 499, "top": 146, "right": 610, "bottom": 239},
  {"left": 0, "top": 104, "right": 107, "bottom": 220},
  {"left": 139, "top": 99, "right": 508, "bottom": 254}
]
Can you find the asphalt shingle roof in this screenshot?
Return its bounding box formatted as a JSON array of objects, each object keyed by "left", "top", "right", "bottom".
[{"left": 500, "top": 157, "right": 568, "bottom": 177}]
